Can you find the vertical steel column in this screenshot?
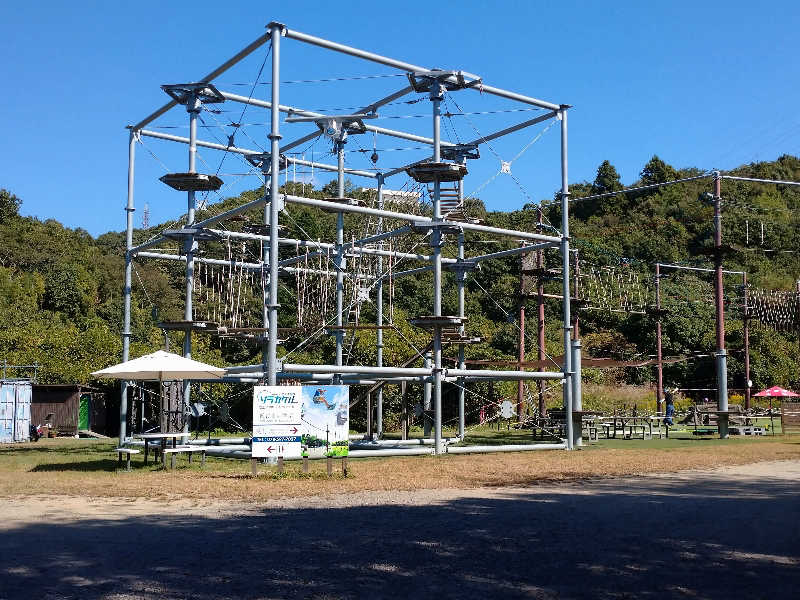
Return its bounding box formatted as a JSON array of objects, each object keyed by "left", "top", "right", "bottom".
[
  {"left": 571, "top": 339, "right": 582, "bottom": 447},
  {"left": 573, "top": 250, "right": 580, "bottom": 339},
  {"left": 517, "top": 243, "right": 526, "bottom": 422},
  {"left": 457, "top": 228, "right": 466, "bottom": 439},
  {"left": 423, "top": 351, "right": 432, "bottom": 438},
  {"left": 120, "top": 131, "right": 136, "bottom": 445},
  {"left": 537, "top": 207, "right": 546, "bottom": 417},
  {"left": 655, "top": 263, "right": 664, "bottom": 412},
  {"left": 266, "top": 23, "right": 284, "bottom": 386},
  {"left": 182, "top": 94, "right": 201, "bottom": 436},
  {"left": 743, "top": 273, "right": 751, "bottom": 410},
  {"left": 334, "top": 141, "right": 345, "bottom": 381},
  {"left": 376, "top": 175, "right": 384, "bottom": 437},
  {"left": 559, "top": 108, "right": 574, "bottom": 450},
  {"left": 430, "top": 82, "right": 444, "bottom": 454},
  {"left": 712, "top": 171, "right": 728, "bottom": 437}
]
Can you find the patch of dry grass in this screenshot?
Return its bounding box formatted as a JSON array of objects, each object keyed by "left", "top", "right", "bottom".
[{"left": 1, "top": 437, "right": 799, "bottom": 502}]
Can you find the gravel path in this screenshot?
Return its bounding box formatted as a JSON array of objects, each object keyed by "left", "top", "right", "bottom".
[{"left": 1, "top": 460, "right": 798, "bottom": 600}]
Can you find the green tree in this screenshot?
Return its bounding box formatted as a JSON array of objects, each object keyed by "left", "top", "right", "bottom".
[
  {"left": 640, "top": 155, "right": 677, "bottom": 185},
  {"left": 591, "top": 160, "right": 623, "bottom": 195},
  {"left": 0, "top": 189, "right": 21, "bottom": 223}
]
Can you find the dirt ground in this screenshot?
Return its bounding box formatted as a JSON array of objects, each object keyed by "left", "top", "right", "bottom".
[{"left": 1, "top": 459, "right": 798, "bottom": 600}]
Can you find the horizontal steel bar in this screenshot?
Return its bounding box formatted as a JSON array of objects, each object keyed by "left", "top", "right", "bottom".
[
  {"left": 446, "top": 443, "right": 566, "bottom": 454},
  {"left": 446, "top": 369, "right": 565, "bottom": 380},
  {"left": 138, "top": 251, "right": 262, "bottom": 270},
  {"left": 457, "top": 220, "right": 561, "bottom": 243},
  {"left": 382, "top": 113, "right": 557, "bottom": 179},
  {"left": 139, "top": 128, "right": 376, "bottom": 178},
  {"left": 464, "top": 111, "right": 558, "bottom": 147},
  {"left": 284, "top": 194, "right": 431, "bottom": 223},
  {"left": 131, "top": 32, "right": 271, "bottom": 131},
  {"left": 285, "top": 194, "right": 561, "bottom": 243},
  {"left": 391, "top": 265, "right": 432, "bottom": 279},
  {"left": 207, "top": 229, "right": 323, "bottom": 248},
  {"left": 135, "top": 251, "right": 357, "bottom": 278},
  {"left": 221, "top": 90, "right": 449, "bottom": 147},
  {"left": 469, "top": 241, "right": 558, "bottom": 263},
  {"left": 285, "top": 28, "right": 561, "bottom": 110},
  {"left": 281, "top": 86, "right": 414, "bottom": 153}
]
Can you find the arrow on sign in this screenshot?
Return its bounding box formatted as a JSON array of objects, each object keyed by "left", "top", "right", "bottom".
[
  {"left": 267, "top": 446, "right": 274, "bottom": 453},
  {"left": 289, "top": 426, "right": 298, "bottom": 434}
]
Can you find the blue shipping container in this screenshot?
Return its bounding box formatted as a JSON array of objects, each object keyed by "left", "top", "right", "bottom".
[{"left": 0, "top": 381, "right": 32, "bottom": 443}]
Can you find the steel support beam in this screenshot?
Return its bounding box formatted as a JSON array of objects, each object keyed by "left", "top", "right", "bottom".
[
  {"left": 266, "top": 22, "right": 285, "bottom": 386},
  {"left": 559, "top": 108, "right": 574, "bottom": 450},
  {"left": 131, "top": 32, "right": 272, "bottom": 130},
  {"left": 284, "top": 28, "right": 561, "bottom": 110},
  {"left": 120, "top": 131, "right": 136, "bottom": 445}
]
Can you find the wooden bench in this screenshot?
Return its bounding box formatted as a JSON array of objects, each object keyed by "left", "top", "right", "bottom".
[
  {"left": 114, "top": 448, "right": 141, "bottom": 471},
  {"left": 162, "top": 446, "right": 207, "bottom": 470}
]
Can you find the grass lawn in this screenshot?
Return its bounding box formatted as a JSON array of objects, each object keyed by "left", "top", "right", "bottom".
[{"left": 1, "top": 433, "right": 798, "bottom": 502}]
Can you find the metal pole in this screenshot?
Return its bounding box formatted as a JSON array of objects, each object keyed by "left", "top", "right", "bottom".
[
  {"left": 571, "top": 339, "right": 582, "bottom": 447},
  {"left": 376, "top": 175, "right": 384, "bottom": 438},
  {"left": 334, "top": 140, "right": 345, "bottom": 382},
  {"left": 656, "top": 263, "right": 664, "bottom": 412},
  {"left": 573, "top": 250, "right": 580, "bottom": 339},
  {"left": 182, "top": 93, "right": 201, "bottom": 438},
  {"left": 283, "top": 28, "right": 561, "bottom": 111},
  {"left": 517, "top": 245, "right": 526, "bottom": 422},
  {"left": 457, "top": 228, "right": 466, "bottom": 439},
  {"left": 120, "top": 131, "right": 136, "bottom": 445},
  {"left": 423, "top": 352, "right": 432, "bottom": 438},
  {"left": 537, "top": 207, "right": 546, "bottom": 417},
  {"left": 713, "top": 171, "right": 729, "bottom": 438},
  {"left": 266, "top": 22, "right": 284, "bottom": 386},
  {"left": 743, "top": 273, "right": 751, "bottom": 410},
  {"left": 559, "top": 108, "right": 574, "bottom": 450},
  {"left": 430, "top": 81, "right": 444, "bottom": 455}
]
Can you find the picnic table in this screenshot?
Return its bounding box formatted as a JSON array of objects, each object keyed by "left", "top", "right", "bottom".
[
  {"left": 597, "top": 415, "right": 654, "bottom": 440},
  {"left": 134, "top": 432, "right": 189, "bottom": 465}
]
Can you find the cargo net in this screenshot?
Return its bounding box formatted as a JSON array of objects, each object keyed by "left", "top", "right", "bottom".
[
  {"left": 579, "top": 265, "right": 647, "bottom": 314},
  {"left": 747, "top": 287, "right": 800, "bottom": 332}
]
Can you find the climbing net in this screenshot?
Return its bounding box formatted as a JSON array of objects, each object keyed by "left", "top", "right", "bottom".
[
  {"left": 747, "top": 287, "right": 800, "bottom": 332},
  {"left": 578, "top": 265, "right": 647, "bottom": 314}
]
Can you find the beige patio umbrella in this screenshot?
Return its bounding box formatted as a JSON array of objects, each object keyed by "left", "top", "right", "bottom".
[
  {"left": 91, "top": 350, "right": 225, "bottom": 381},
  {"left": 92, "top": 351, "right": 226, "bottom": 441}
]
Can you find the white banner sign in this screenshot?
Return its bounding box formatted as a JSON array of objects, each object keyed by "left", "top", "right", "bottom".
[{"left": 252, "top": 386, "right": 302, "bottom": 458}]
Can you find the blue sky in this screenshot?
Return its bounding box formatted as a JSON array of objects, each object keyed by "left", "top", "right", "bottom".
[{"left": 1, "top": 1, "right": 798, "bottom": 237}]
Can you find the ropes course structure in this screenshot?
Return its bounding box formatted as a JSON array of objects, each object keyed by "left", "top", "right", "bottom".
[{"left": 119, "top": 21, "right": 583, "bottom": 456}]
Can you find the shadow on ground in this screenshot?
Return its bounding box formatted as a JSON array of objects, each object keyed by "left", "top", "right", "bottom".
[{"left": 1, "top": 468, "right": 798, "bottom": 599}]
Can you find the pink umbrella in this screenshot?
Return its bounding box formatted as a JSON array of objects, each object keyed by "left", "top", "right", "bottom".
[{"left": 754, "top": 386, "right": 799, "bottom": 397}]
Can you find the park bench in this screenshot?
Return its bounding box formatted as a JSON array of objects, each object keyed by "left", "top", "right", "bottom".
[
  {"left": 162, "top": 445, "right": 207, "bottom": 470},
  {"left": 114, "top": 447, "right": 141, "bottom": 471},
  {"left": 729, "top": 425, "right": 765, "bottom": 436}
]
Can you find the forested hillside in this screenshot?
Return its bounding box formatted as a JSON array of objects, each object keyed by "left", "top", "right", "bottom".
[{"left": 1, "top": 154, "right": 798, "bottom": 419}]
